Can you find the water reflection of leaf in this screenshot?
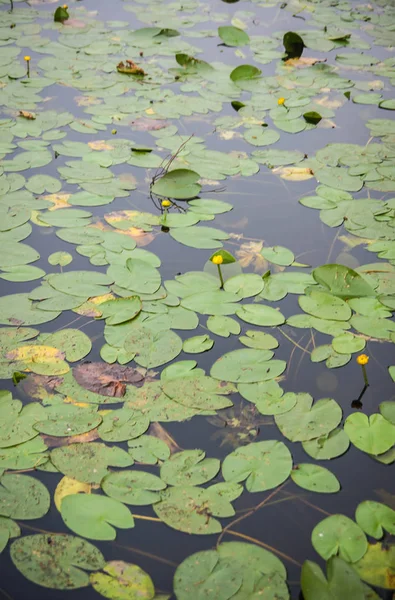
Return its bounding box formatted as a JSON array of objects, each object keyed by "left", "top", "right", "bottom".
[
  {"left": 207, "top": 404, "right": 269, "bottom": 448},
  {"left": 375, "top": 489, "right": 395, "bottom": 511},
  {"left": 235, "top": 241, "right": 269, "bottom": 273}
]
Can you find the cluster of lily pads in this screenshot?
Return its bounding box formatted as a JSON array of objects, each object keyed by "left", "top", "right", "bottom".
[{"left": 1, "top": 0, "right": 395, "bottom": 597}]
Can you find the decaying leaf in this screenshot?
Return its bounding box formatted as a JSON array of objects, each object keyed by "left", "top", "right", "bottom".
[
  {"left": 273, "top": 166, "right": 314, "bottom": 181},
  {"left": 117, "top": 60, "right": 145, "bottom": 76},
  {"left": 19, "top": 110, "right": 36, "bottom": 120},
  {"left": 73, "top": 363, "right": 146, "bottom": 397}
]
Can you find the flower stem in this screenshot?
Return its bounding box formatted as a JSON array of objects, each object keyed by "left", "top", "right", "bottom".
[
  {"left": 26, "top": 63, "right": 30, "bottom": 78},
  {"left": 217, "top": 264, "right": 224, "bottom": 288},
  {"left": 361, "top": 364, "right": 369, "bottom": 386}
]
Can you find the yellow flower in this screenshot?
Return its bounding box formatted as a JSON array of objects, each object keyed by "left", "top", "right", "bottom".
[
  {"left": 161, "top": 199, "right": 171, "bottom": 208},
  {"left": 278, "top": 97, "right": 286, "bottom": 106},
  {"left": 357, "top": 354, "right": 369, "bottom": 366},
  {"left": 212, "top": 255, "right": 223, "bottom": 265},
  {"left": 63, "top": 4, "right": 68, "bottom": 8},
  {"left": 24, "top": 56, "right": 31, "bottom": 61}
]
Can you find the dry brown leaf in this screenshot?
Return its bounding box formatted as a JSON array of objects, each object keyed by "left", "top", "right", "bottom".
[
  {"left": 149, "top": 422, "right": 181, "bottom": 454},
  {"left": 73, "top": 363, "right": 146, "bottom": 397},
  {"left": 272, "top": 166, "right": 314, "bottom": 181},
  {"left": 285, "top": 57, "right": 326, "bottom": 68},
  {"left": 19, "top": 110, "right": 36, "bottom": 120},
  {"left": 41, "top": 428, "right": 99, "bottom": 448}
]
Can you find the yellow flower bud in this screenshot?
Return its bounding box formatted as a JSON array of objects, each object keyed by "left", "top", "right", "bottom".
[
  {"left": 356, "top": 354, "right": 369, "bottom": 366},
  {"left": 278, "top": 97, "right": 285, "bottom": 106},
  {"left": 212, "top": 255, "right": 223, "bottom": 265},
  {"left": 63, "top": 4, "right": 68, "bottom": 8},
  {"left": 24, "top": 56, "right": 31, "bottom": 61},
  {"left": 161, "top": 200, "right": 171, "bottom": 208}
]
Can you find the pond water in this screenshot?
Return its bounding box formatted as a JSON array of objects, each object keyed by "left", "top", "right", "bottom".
[{"left": 0, "top": 0, "right": 395, "bottom": 598}]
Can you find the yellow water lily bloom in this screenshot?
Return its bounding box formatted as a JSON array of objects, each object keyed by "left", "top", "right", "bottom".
[
  {"left": 212, "top": 255, "right": 223, "bottom": 265},
  {"left": 24, "top": 56, "right": 31, "bottom": 61},
  {"left": 161, "top": 199, "right": 171, "bottom": 208},
  {"left": 357, "top": 354, "right": 369, "bottom": 366},
  {"left": 63, "top": 4, "right": 68, "bottom": 8},
  {"left": 278, "top": 97, "right": 286, "bottom": 105}
]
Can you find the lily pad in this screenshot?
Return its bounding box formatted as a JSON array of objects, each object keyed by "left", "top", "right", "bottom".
[
  {"left": 61, "top": 493, "right": 135, "bottom": 540},
  {"left": 312, "top": 514, "right": 368, "bottom": 563},
  {"left": 222, "top": 440, "right": 292, "bottom": 492},
  {"left": 10, "top": 534, "right": 105, "bottom": 589}
]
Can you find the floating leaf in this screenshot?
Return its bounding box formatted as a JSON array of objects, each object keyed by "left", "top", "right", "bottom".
[
  {"left": 222, "top": 440, "right": 292, "bottom": 492},
  {"left": 260, "top": 246, "right": 295, "bottom": 266},
  {"left": 218, "top": 26, "right": 250, "bottom": 47},
  {"left": 124, "top": 326, "right": 182, "bottom": 368},
  {"left": 51, "top": 443, "right": 133, "bottom": 484},
  {"left": 312, "top": 515, "right": 368, "bottom": 563},
  {"left": 160, "top": 450, "right": 220, "bottom": 486},
  {"left": 291, "top": 464, "right": 340, "bottom": 493},
  {"left": 0, "top": 474, "right": 50, "bottom": 520},
  {"left": 153, "top": 486, "right": 232, "bottom": 535},
  {"left": 34, "top": 404, "right": 102, "bottom": 437},
  {"left": 98, "top": 407, "right": 149, "bottom": 442},
  {"left": 355, "top": 501, "right": 395, "bottom": 540},
  {"left": 127, "top": 435, "right": 170, "bottom": 465},
  {"left": 301, "top": 557, "right": 365, "bottom": 600},
  {"left": 206, "top": 315, "right": 240, "bottom": 337},
  {"left": 152, "top": 169, "right": 201, "bottom": 200},
  {"left": 230, "top": 65, "right": 261, "bottom": 82},
  {"left": 312, "top": 264, "right": 376, "bottom": 299},
  {"left": 302, "top": 428, "right": 350, "bottom": 460},
  {"left": 352, "top": 542, "right": 395, "bottom": 590},
  {"left": 174, "top": 542, "right": 287, "bottom": 600},
  {"left": 344, "top": 413, "right": 395, "bottom": 456},
  {"left": 102, "top": 470, "right": 165, "bottom": 506},
  {"left": 90, "top": 562, "right": 155, "bottom": 600},
  {"left": 275, "top": 395, "right": 342, "bottom": 442},
  {"left": 236, "top": 304, "right": 285, "bottom": 326},
  {"left": 61, "top": 493, "right": 134, "bottom": 540},
  {"left": 11, "top": 534, "right": 105, "bottom": 589},
  {"left": 211, "top": 349, "right": 285, "bottom": 383},
  {"left": 183, "top": 334, "right": 214, "bottom": 353}
]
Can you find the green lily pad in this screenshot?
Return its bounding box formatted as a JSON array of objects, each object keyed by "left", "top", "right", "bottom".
[
  {"left": 51, "top": 443, "right": 133, "bottom": 484},
  {"left": 61, "top": 493, "right": 134, "bottom": 541},
  {"left": 152, "top": 169, "right": 201, "bottom": 200},
  {"left": 183, "top": 334, "right": 214, "bottom": 353},
  {"left": 0, "top": 473, "right": 50, "bottom": 520},
  {"left": 211, "top": 349, "right": 286, "bottom": 383},
  {"left": 160, "top": 450, "right": 220, "bottom": 486},
  {"left": 344, "top": 413, "right": 395, "bottom": 455},
  {"left": 218, "top": 26, "right": 249, "bottom": 47},
  {"left": 102, "top": 470, "right": 166, "bottom": 506},
  {"left": 355, "top": 501, "right": 395, "bottom": 540},
  {"left": 312, "top": 514, "right": 368, "bottom": 563},
  {"left": 10, "top": 534, "right": 105, "bottom": 590},
  {"left": 222, "top": 440, "right": 292, "bottom": 492},
  {"left": 301, "top": 557, "right": 365, "bottom": 600},
  {"left": 275, "top": 395, "right": 342, "bottom": 442},
  {"left": 291, "top": 464, "right": 340, "bottom": 493}
]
